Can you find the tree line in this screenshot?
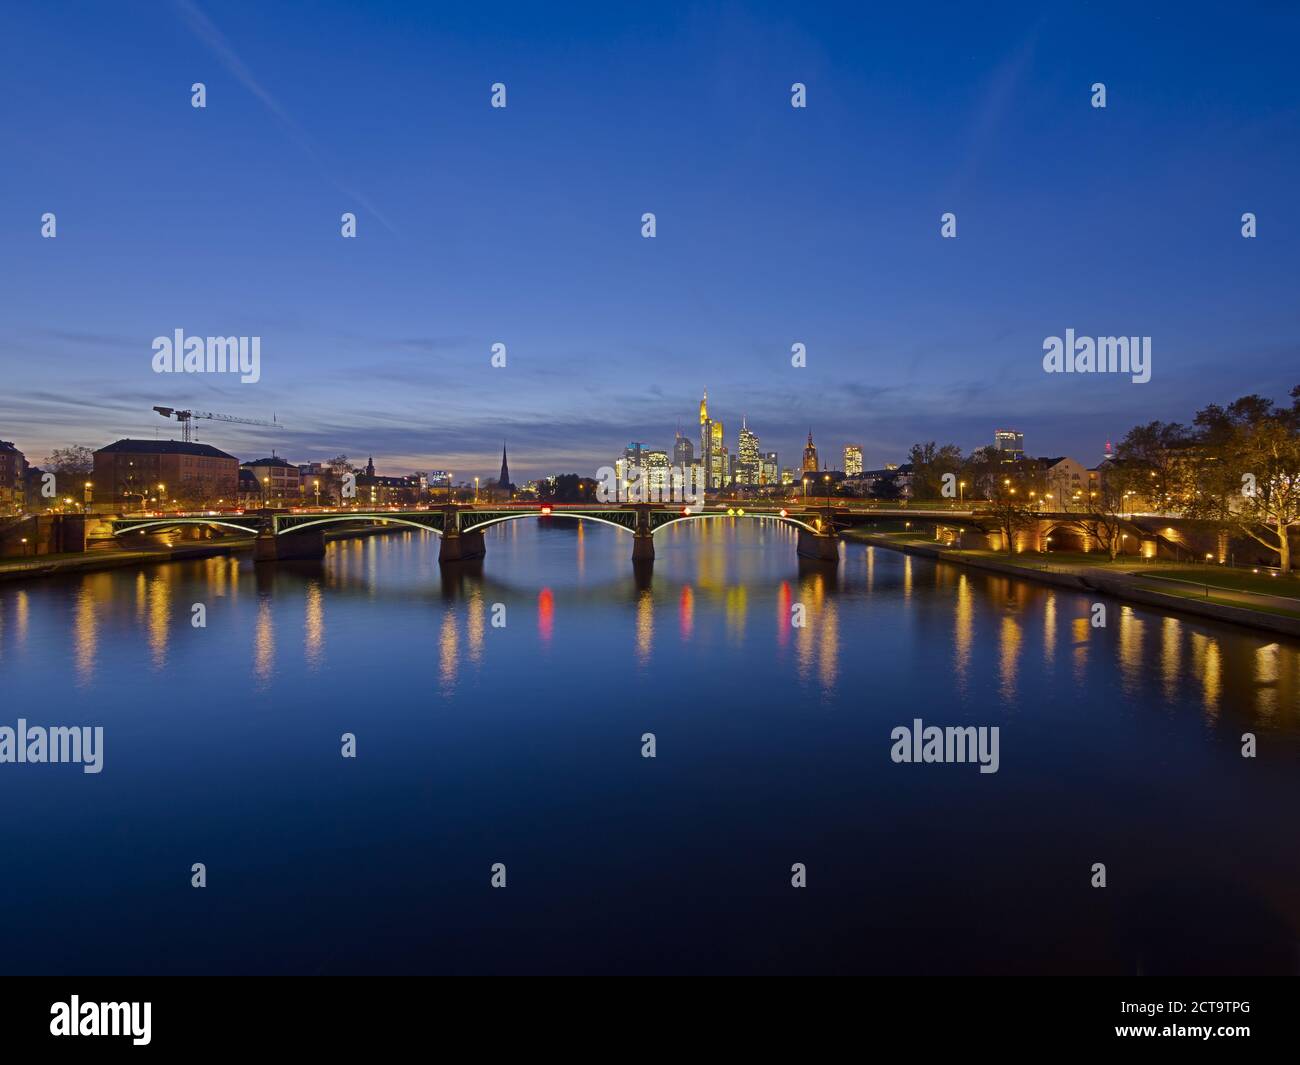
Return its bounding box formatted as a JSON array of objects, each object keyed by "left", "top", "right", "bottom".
[{"left": 900, "top": 386, "right": 1299, "bottom": 571}]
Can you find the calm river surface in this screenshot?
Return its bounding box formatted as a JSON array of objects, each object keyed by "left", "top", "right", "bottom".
[{"left": 1, "top": 519, "right": 1297, "bottom": 974}]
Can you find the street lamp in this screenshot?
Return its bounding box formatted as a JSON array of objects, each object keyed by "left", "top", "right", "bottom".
[
  {"left": 474, "top": 476, "right": 480, "bottom": 502},
  {"left": 313, "top": 479, "right": 320, "bottom": 507},
  {"left": 959, "top": 480, "right": 966, "bottom": 504}
]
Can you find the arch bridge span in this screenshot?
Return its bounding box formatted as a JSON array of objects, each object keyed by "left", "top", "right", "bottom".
[{"left": 106, "top": 503, "right": 845, "bottom": 562}]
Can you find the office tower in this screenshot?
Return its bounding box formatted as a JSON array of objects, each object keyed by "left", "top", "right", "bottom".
[
  {"left": 643, "top": 449, "right": 670, "bottom": 499},
  {"left": 736, "top": 416, "right": 760, "bottom": 486},
  {"left": 673, "top": 430, "right": 694, "bottom": 468},
  {"left": 843, "top": 444, "right": 863, "bottom": 477},
  {"left": 699, "top": 389, "right": 712, "bottom": 491},
  {"left": 994, "top": 429, "right": 1025, "bottom": 459}
]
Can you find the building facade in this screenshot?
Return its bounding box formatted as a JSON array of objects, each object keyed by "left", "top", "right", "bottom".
[
  {"left": 241, "top": 456, "right": 301, "bottom": 505},
  {"left": 995, "top": 429, "right": 1025, "bottom": 460},
  {"left": 0, "top": 440, "right": 27, "bottom": 514},
  {"left": 93, "top": 439, "right": 239, "bottom": 507}
]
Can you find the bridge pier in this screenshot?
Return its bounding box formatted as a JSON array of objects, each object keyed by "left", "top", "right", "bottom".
[
  {"left": 630, "top": 503, "right": 656, "bottom": 562},
  {"left": 796, "top": 528, "right": 840, "bottom": 562},
  {"left": 253, "top": 528, "right": 325, "bottom": 562},
  {"left": 438, "top": 529, "right": 485, "bottom": 563}
]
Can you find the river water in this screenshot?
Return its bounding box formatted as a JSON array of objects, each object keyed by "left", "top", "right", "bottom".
[{"left": 1, "top": 518, "right": 1297, "bottom": 974}]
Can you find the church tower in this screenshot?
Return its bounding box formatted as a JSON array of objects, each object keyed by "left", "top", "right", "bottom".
[{"left": 802, "top": 431, "right": 819, "bottom": 474}]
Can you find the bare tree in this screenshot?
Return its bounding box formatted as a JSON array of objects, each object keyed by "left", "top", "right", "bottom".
[{"left": 1068, "top": 465, "right": 1134, "bottom": 561}]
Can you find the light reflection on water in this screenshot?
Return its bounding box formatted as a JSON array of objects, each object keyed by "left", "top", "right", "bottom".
[
  {"left": 11, "top": 521, "right": 1296, "bottom": 721},
  {"left": 1, "top": 518, "right": 1298, "bottom": 975}
]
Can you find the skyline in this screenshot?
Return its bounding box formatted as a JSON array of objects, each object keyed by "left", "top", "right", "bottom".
[
  {"left": 0, "top": 388, "right": 1114, "bottom": 486},
  {"left": 3, "top": 2, "right": 1299, "bottom": 480}
]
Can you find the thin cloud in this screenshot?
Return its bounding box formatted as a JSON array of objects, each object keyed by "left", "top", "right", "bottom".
[{"left": 173, "top": 0, "right": 398, "bottom": 234}]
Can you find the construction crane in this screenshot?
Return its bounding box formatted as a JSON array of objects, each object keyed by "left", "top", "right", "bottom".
[{"left": 153, "top": 406, "right": 280, "bottom": 443}]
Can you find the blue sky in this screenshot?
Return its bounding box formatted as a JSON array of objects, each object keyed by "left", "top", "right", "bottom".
[{"left": 2, "top": 1, "right": 1298, "bottom": 481}]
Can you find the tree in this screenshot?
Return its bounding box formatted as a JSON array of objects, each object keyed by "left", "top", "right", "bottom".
[
  {"left": 1068, "top": 464, "right": 1136, "bottom": 560},
  {"left": 906, "top": 441, "right": 963, "bottom": 500},
  {"left": 1187, "top": 389, "right": 1300, "bottom": 574},
  {"left": 1114, "top": 421, "right": 1192, "bottom": 512},
  {"left": 539, "top": 474, "right": 599, "bottom": 503},
  {"left": 982, "top": 467, "right": 1046, "bottom": 553},
  {"left": 869, "top": 474, "right": 902, "bottom": 501},
  {"left": 44, "top": 445, "right": 94, "bottom": 477},
  {"left": 960, "top": 446, "right": 1004, "bottom": 500}
]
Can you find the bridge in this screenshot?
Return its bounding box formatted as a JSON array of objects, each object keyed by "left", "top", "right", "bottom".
[
  {"left": 102, "top": 500, "right": 1202, "bottom": 566},
  {"left": 107, "top": 502, "right": 859, "bottom": 563}
]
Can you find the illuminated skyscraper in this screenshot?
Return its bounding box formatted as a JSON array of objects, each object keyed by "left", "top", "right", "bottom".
[
  {"left": 736, "top": 416, "right": 760, "bottom": 485},
  {"left": 995, "top": 429, "right": 1025, "bottom": 459},
  {"left": 699, "top": 389, "right": 712, "bottom": 491},
  {"left": 843, "top": 444, "right": 863, "bottom": 477},
  {"left": 643, "top": 449, "right": 670, "bottom": 498},
  {"left": 709, "top": 419, "right": 727, "bottom": 489}
]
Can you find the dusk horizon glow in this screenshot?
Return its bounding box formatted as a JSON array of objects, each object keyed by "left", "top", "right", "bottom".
[{"left": 3, "top": 1, "right": 1298, "bottom": 481}]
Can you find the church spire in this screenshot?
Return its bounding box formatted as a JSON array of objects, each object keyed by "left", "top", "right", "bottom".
[{"left": 498, "top": 441, "right": 510, "bottom": 488}]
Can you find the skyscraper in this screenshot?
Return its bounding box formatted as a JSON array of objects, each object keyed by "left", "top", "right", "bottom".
[
  {"left": 643, "top": 449, "right": 670, "bottom": 499},
  {"left": 843, "top": 444, "right": 863, "bottom": 477},
  {"left": 709, "top": 418, "right": 727, "bottom": 489},
  {"left": 994, "top": 429, "right": 1025, "bottom": 459},
  {"left": 699, "top": 389, "right": 711, "bottom": 491},
  {"left": 802, "top": 431, "right": 819, "bottom": 474},
  {"left": 673, "top": 429, "right": 694, "bottom": 468},
  {"left": 736, "top": 415, "right": 760, "bottom": 486}
]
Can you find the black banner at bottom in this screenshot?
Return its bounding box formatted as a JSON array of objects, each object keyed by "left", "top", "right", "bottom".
[{"left": 0, "top": 977, "right": 1290, "bottom": 1053}]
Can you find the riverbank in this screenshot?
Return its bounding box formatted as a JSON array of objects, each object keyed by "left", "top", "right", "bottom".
[
  {"left": 0, "top": 525, "right": 410, "bottom": 583},
  {"left": 0, "top": 540, "right": 255, "bottom": 582},
  {"left": 844, "top": 530, "right": 1300, "bottom": 639}
]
